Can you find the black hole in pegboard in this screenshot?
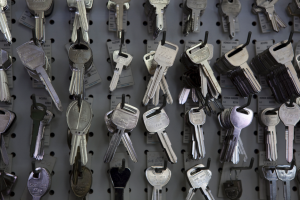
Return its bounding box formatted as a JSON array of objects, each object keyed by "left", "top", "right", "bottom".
[
  {"left": 107, "top": 188, "right": 111, "bottom": 193},
  {"left": 180, "top": 40, "right": 184, "bottom": 44},
  {"left": 69, "top": 39, "right": 72, "bottom": 43},
  {"left": 144, "top": 188, "right": 147, "bottom": 193},
  {"left": 12, "top": 38, "right": 16, "bottom": 43},
  {"left": 68, "top": 20, "right": 71, "bottom": 25},
  {"left": 50, "top": 20, "right": 55, "bottom": 25},
  {"left": 180, "top": 113, "right": 184, "bottom": 117},
  {"left": 89, "top": 20, "right": 93, "bottom": 25},
  {"left": 143, "top": 21, "right": 148, "bottom": 26},
  {"left": 107, "top": 76, "right": 112, "bottom": 81},
  {"left": 11, "top": 133, "right": 16, "bottom": 138},
  {"left": 50, "top": 151, "right": 55, "bottom": 156},
  {"left": 11, "top": 172, "right": 15, "bottom": 175},
  {"left": 255, "top": 187, "right": 259, "bottom": 192},
  {"left": 218, "top": 168, "right": 222, "bottom": 173},
  {"left": 89, "top": 151, "right": 94, "bottom": 155},
  {"left": 11, "top": 95, "right": 16, "bottom": 100},
  {"left": 126, "top": 39, "right": 130, "bottom": 44},
  {"left": 90, "top": 39, "right": 93, "bottom": 44},
  {"left": 143, "top": 40, "right": 147, "bottom": 44},
  {"left": 255, "top": 167, "right": 258, "bottom": 172},
  {"left": 181, "top": 187, "right": 186, "bottom": 192},
  {"left": 181, "top": 149, "right": 186, "bottom": 154},
  {"left": 11, "top": 19, "right": 16, "bottom": 24},
  {"left": 254, "top": 149, "right": 259, "bottom": 154},
  {"left": 12, "top": 0, "right": 15, "bottom": 5},
  {"left": 252, "top": 40, "right": 256, "bottom": 44},
  {"left": 11, "top": 152, "right": 15, "bottom": 157},
  {"left": 200, "top": 21, "right": 203, "bottom": 26},
  {"left": 294, "top": 149, "right": 296, "bottom": 153},
  {"left": 89, "top": 132, "right": 94, "bottom": 137},
  {"left": 107, "top": 58, "right": 111, "bottom": 63},
  {"left": 179, "top": 21, "right": 182, "bottom": 26},
  {"left": 51, "top": 57, "right": 55, "bottom": 63},
  {"left": 216, "top": 22, "right": 221, "bottom": 26},
  {"left": 91, "top": 170, "right": 93, "bottom": 174},
  {"left": 216, "top": 40, "right": 221, "bottom": 44},
  {"left": 144, "top": 150, "right": 148, "bottom": 155},
  {"left": 13, "top": 76, "right": 16, "bottom": 81},
  {"left": 106, "top": 21, "right": 109, "bottom": 25},
  {"left": 52, "top": 76, "right": 55, "bottom": 81},
  {"left": 293, "top": 186, "right": 297, "bottom": 191},
  {"left": 50, "top": 38, "right": 55, "bottom": 43},
  {"left": 179, "top": 3, "right": 183, "bottom": 8},
  {"left": 51, "top": 171, "right": 55, "bottom": 175},
  {"left": 12, "top": 57, "right": 16, "bottom": 63},
  {"left": 143, "top": 76, "right": 147, "bottom": 81},
  {"left": 107, "top": 39, "right": 111, "bottom": 42},
  {"left": 9, "top": 192, "right": 14, "bottom": 197},
  {"left": 216, "top": 58, "right": 219, "bottom": 61},
  {"left": 144, "top": 132, "right": 147, "bottom": 136},
  {"left": 89, "top": 95, "right": 94, "bottom": 98},
  {"left": 69, "top": 95, "right": 74, "bottom": 100},
  {"left": 89, "top": 189, "right": 93, "bottom": 194},
  {"left": 253, "top": 94, "right": 257, "bottom": 99},
  {"left": 216, "top": 3, "right": 220, "bottom": 8},
  {"left": 128, "top": 132, "right": 131, "bottom": 136},
  {"left": 49, "top": 190, "right": 54, "bottom": 195},
  {"left": 289, "top": 21, "right": 293, "bottom": 26},
  {"left": 181, "top": 168, "right": 185, "bottom": 173},
  {"left": 129, "top": 188, "right": 132, "bottom": 192},
  {"left": 50, "top": 132, "right": 55, "bottom": 138},
  {"left": 252, "top": 21, "right": 257, "bottom": 26},
  {"left": 254, "top": 131, "right": 257, "bottom": 136},
  {"left": 127, "top": 21, "right": 130, "bottom": 26},
  {"left": 217, "top": 131, "right": 220, "bottom": 136},
  {"left": 254, "top": 112, "right": 258, "bottom": 118},
  {"left": 166, "top": 188, "right": 168, "bottom": 192},
  {"left": 69, "top": 170, "right": 72, "bottom": 175},
  {"left": 218, "top": 149, "right": 221, "bottom": 154},
  {"left": 144, "top": 168, "right": 146, "bottom": 173},
  {"left": 107, "top": 95, "right": 111, "bottom": 99},
  {"left": 217, "top": 76, "right": 220, "bottom": 81},
  {"left": 181, "top": 131, "right": 183, "bottom": 136}
]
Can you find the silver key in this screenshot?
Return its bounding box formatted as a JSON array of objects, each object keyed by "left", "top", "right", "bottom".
[
  {"left": 185, "top": 0, "right": 207, "bottom": 33},
  {"left": 256, "top": 0, "right": 279, "bottom": 32},
  {"left": 276, "top": 165, "right": 296, "bottom": 200},
  {"left": 220, "top": 0, "right": 241, "bottom": 39},
  {"left": 28, "top": 167, "right": 51, "bottom": 200},
  {"left": 0, "top": 0, "right": 11, "bottom": 44},
  {"left": 71, "top": 11, "right": 90, "bottom": 44},
  {"left": 262, "top": 166, "right": 278, "bottom": 200},
  {"left": 0, "top": 108, "right": 12, "bottom": 165},
  {"left": 0, "top": 49, "right": 12, "bottom": 103},
  {"left": 152, "top": 85, "right": 160, "bottom": 106},
  {"left": 77, "top": 0, "right": 88, "bottom": 32},
  {"left": 110, "top": 51, "right": 133, "bottom": 92},
  {"left": 16, "top": 41, "right": 63, "bottom": 111},
  {"left": 279, "top": 103, "right": 300, "bottom": 163},
  {"left": 149, "top": 0, "right": 170, "bottom": 32},
  {"left": 179, "top": 87, "right": 191, "bottom": 104}
]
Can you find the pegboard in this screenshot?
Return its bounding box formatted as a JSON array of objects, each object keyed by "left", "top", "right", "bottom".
[{"left": 5, "top": 0, "right": 300, "bottom": 200}]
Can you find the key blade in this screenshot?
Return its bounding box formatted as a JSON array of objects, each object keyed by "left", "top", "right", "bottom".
[
  {"left": 77, "top": 0, "right": 89, "bottom": 32},
  {"left": 0, "top": 10, "right": 11, "bottom": 44}
]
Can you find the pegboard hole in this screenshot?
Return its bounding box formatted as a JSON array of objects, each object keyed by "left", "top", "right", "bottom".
[
  {"left": 200, "top": 21, "right": 203, "bottom": 26},
  {"left": 254, "top": 131, "right": 257, "bottom": 136},
  {"left": 181, "top": 131, "right": 183, "bottom": 136},
  {"left": 13, "top": 76, "right": 16, "bottom": 81},
  {"left": 11, "top": 152, "right": 16, "bottom": 157},
  {"left": 51, "top": 38, "right": 55, "bottom": 43},
  {"left": 179, "top": 3, "right": 183, "bottom": 8},
  {"left": 255, "top": 186, "right": 259, "bottom": 191},
  {"left": 289, "top": 21, "right": 293, "bottom": 26},
  {"left": 179, "top": 21, "right": 182, "bottom": 26},
  {"left": 51, "top": 171, "right": 55, "bottom": 175},
  {"left": 128, "top": 132, "right": 131, "bottom": 136},
  {"left": 89, "top": 132, "right": 94, "bottom": 137},
  {"left": 51, "top": 57, "right": 55, "bottom": 63},
  {"left": 255, "top": 167, "right": 258, "bottom": 172},
  {"left": 180, "top": 40, "right": 184, "bottom": 44},
  {"left": 293, "top": 186, "right": 297, "bottom": 191},
  {"left": 11, "top": 133, "right": 16, "bottom": 138},
  {"left": 143, "top": 21, "right": 148, "bottom": 26},
  {"left": 144, "top": 150, "right": 149, "bottom": 155},
  {"left": 180, "top": 113, "right": 184, "bottom": 117},
  {"left": 89, "top": 189, "right": 93, "bottom": 194},
  {"left": 181, "top": 149, "right": 186, "bottom": 154},
  {"left": 252, "top": 40, "right": 256, "bottom": 44},
  {"left": 107, "top": 58, "right": 111, "bottom": 63},
  {"left": 107, "top": 76, "right": 112, "bottom": 81},
  {"left": 52, "top": 76, "right": 55, "bottom": 81},
  {"left": 127, "top": 21, "right": 130, "bottom": 26},
  {"left": 181, "top": 168, "right": 185, "bottom": 173},
  {"left": 69, "top": 95, "right": 74, "bottom": 100},
  {"left": 144, "top": 132, "right": 147, "bottom": 136},
  {"left": 181, "top": 187, "right": 186, "bottom": 192},
  {"left": 253, "top": 94, "right": 257, "bottom": 99},
  {"left": 216, "top": 40, "right": 221, "bottom": 44},
  {"left": 9, "top": 192, "right": 14, "bottom": 197},
  {"left": 107, "top": 39, "right": 111, "bottom": 42},
  {"left": 126, "top": 39, "right": 130, "bottom": 44},
  {"left": 143, "top": 76, "right": 147, "bottom": 81},
  {"left": 90, "top": 39, "right": 93, "bottom": 44},
  {"left": 11, "top": 0, "right": 15, "bottom": 5},
  {"left": 11, "top": 19, "right": 15, "bottom": 24},
  {"left": 218, "top": 149, "right": 221, "bottom": 154},
  {"left": 217, "top": 131, "right": 220, "bottom": 136},
  {"left": 89, "top": 20, "right": 93, "bottom": 25},
  {"left": 11, "top": 95, "right": 16, "bottom": 100},
  {"left": 216, "top": 22, "right": 221, "bottom": 26},
  {"left": 216, "top": 3, "right": 220, "bottom": 8},
  {"left": 50, "top": 20, "right": 55, "bottom": 25},
  {"left": 91, "top": 170, "right": 93, "bottom": 174},
  {"left": 107, "top": 188, "right": 111, "bottom": 193},
  {"left": 12, "top": 38, "right": 16, "bottom": 43},
  {"left": 143, "top": 40, "right": 147, "bottom": 44},
  {"left": 252, "top": 21, "right": 257, "bottom": 26},
  {"left": 107, "top": 95, "right": 111, "bottom": 99},
  {"left": 254, "top": 112, "right": 258, "bottom": 118},
  {"left": 254, "top": 149, "right": 259, "bottom": 154},
  {"left": 144, "top": 188, "right": 147, "bottom": 193},
  {"left": 218, "top": 168, "right": 223, "bottom": 173},
  {"left": 50, "top": 151, "right": 55, "bottom": 156},
  {"left": 106, "top": 21, "right": 109, "bottom": 25},
  {"left": 49, "top": 190, "right": 54, "bottom": 195},
  {"left": 89, "top": 151, "right": 94, "bottom": 155},
  {"left": 12, "top": 57, "right": 16, "bottom": 63},
  {"left": 89, "top": 95, "right": 93, "bottom": 98}
]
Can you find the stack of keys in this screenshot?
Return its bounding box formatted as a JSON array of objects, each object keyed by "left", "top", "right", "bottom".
[
  {"left": 252, "top": 0, "right": 286, "bottom": 32},
  {"left": 218, "top": 106, "right": 253, "bottom": 163},
  {"left": 70, "top": 164, "right": 92, "bottom": 199},
  {"left": 182, "top": 0, "right": 207, "bottom": 36},
  {"left": 219, "top": 0, "right": 241, "bottom": 39},
  {"left": 0, "top": 49, "right": 12, "bottom": 103},
  {"left": 250, "top": 35, "right": 300, "bottom": 103},
  {"left": 104, "top": 109, "right": 138, "bottom": 163},
  {"left": 142, "top": 41, "right": 178, "bottom": 105},
  {"left": 0, "top": 0, "right": 11, "bottom": 44},
  {"left": 0, "top": 170, "right": 17, "bottom": 198},
  {"left": 143, "top": 51, "right": 173, "bottom": 106},
  {"left": 68, "top": 41, "right": 93, "bottom": 96},
  {"left": 16, "top": 41, "right": 63, "bottom": 111},
  {"left": 258, "top": 108, "right": 280, "bottom": 162},
  {"left": 67, "top": 99, "right": 93, "bottom": 165},
  {"left": 107, "top": 0, "right": 130, "bottom": 38},
  {"left": 144, "top": 0, "right": 170, "bottom": 39},
  {"left": 214, "top": 33, "right": 262, "bottom": 97},
  {"left": 27, "top": 167, "right": 51, "bottom": 200},
  {"left": 143, "top": 107, "right": 178, "bottom": 164},
  {"left": 287, "top": 0, "right": 300, "bottom": 17},
  {"left": 110, "top": 165, "right": 131, "bottom": 200},
  {"left": 103, "top": 102, "right": 139, "bottom": 163},
  {"left": 0, "top": 107, "right": 16, "bottom": 166},
  {"left": 186, "top": 164, "right": 215, "bottom": 200},
  {"left": 68, "top": 0, "right": 93, "bottom": 44},
  {"left": 26, "top": 0, "right": 54, "bottom": 43}
]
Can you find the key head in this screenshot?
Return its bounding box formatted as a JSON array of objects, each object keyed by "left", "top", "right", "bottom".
[
  {"left": 225, "top": 44, "right": 249, "bottom": 67},
  {"left": 111, "top": 103, "right": 139, "bottom": 130},
  {"left": 276, "top": 165, "right": 296, "bottom": 181},
  {"left": 221, "top": 0, "right": 241, "bottom": 17},
  {"left": 186, "top": 44, "right": 210, "bottom": 64},
  {"left": 279, "top": 103, "right": 300, "bottom": 126},
  {"left": 256, "top": 0, "right": 278, "bottom": 8},
  {"left": 269, "top": 40, "right": 293, "bottom": 65},
  {"left": 154, "top": 41, "right": 178, "bottom": 67},
  {"left": 262, "top": 167, "right": 278, "bottom": 181},
  {"left": 68, "top": 43, "right": 92, "bottom": 65},
  {"left": 31, "top": 103, "right": 47, "bottom": 122},
  {"left": 0, "top": 108, "right": 12, "bottom": 134},
  {"left": 230, "top": 106, "right": 253, "bottom": 129},
  {"left": 149, "top": 0, "right": 170, "bottom": 7},
  {"left": 188, "top": 108, "right": 206, "bottom": 126},
  {"left": 0, "top": 49, "right": 12, "bottom": 71},
  {"left": 144, "top": 51, "right": 157, "bottom": 75},
  {"left": 16, "top": 41, "right": 45, "bottom": 71},
  {"left": 27, "top": 168, "right": 51, "bottom": 199},
  {"left": 26, "top": 0, "right": 53, "bottom": 12},
  {"left": 0, "top": 0, "right": 7, "bottom": 8},
  {"left": 260, "top": 108, "right": 280, "bottom": 127},
  {"left": 186, "top": 0, "right": 207, "bottom": 10},
  {"left": 146, "top": 166, "right": 171, "bottom": 187},
  {"left": 113, "top": 51, "right": 133, "bottom": 69},
  {"left": 223, "top": 180, "right": 243, "bottom": 200},
  {"left": 71, "top": 166, "right": 92, "bottom": 198},
  {"left": 143, "top": 108, "right": 169, "bottom": 133},
  {"left": 186, "top": 164, "right": 212, "bottom": 189},
  {"left": 110, "top": 167, "right": 131, "bottom": 188}
]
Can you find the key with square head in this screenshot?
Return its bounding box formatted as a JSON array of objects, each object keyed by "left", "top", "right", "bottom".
[
  {"left": 110, "top": 50, "right": 133, "bottom": 92},
  {"left": 287, "top": 0, "right": 300, "bottom": 16},
  {"left": 0, "top": 49, "right": 12, "bottom": 103},
  {"left": 0, "top": 0, "right": 11, "bottom": 44},
  {"left": 220, "top": 0, "right": 241, "bottom": 39},
  {"left": 276, "top": 165, "right": 296, "bottom": 200},
  {"left": 26, "top": 0, "right": 53, "bottom": 43},
  {"left": 17, "top": 41, "right": 63, "bottom": 111},
  {"left": 146, "top": 166, "right": 171, "bottom": 200},
  {"left": 110, "top": 167, "right": 131, "bottom": 200},
  {"left": 71, "top": 166, "right": 92, "bottom": 198},
  {"left": 143, "top": 108, "right": 177, "bottom": 164},
  {"left": 261, "top": 166, "right": 278, "bottom": 200},
  {"left": 279, "top": 103, "right": 300, "bottom": 163},
  {"left": 28, "top": 167, "right": 51, "bottom": 200},
  {"left": 185, "top": 0, "right": 207, "bottom": 33},
  {"left": 104, "top": 103, "right": 139, "bottom": 163},
  {"left": 149, "top": 0, "right": 170, "bottom": 32},
  {"left": 67, "top": 100, "right": 93, "bottom": 165},
  {"left": 188, "top": 108, "right": 206, "bottom": 159},
  {"left": 256, "top": 0, "right": 279, "bottom": 32}
]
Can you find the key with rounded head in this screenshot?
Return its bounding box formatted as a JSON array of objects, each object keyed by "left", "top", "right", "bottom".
[
  {"left": 110, "top": 167, "right": 131, "bottom": 200},
  {"left": 27, "top": 167, "right": 51, "bottom": 200},
  {"left": 220, "top": 0, "right": 241, "bottom": 39},
  {"left": 16, "top": 41, "right": 63, "bottom": 111},
  {"left": 279, "top": 103, "right": 300, "bottom": 163},
  {"left": 110, "top": 50, "right": 133, "bottom": 92},
  {"left": 276, "top": 165, "right": 296, "bottom": 200},
  {"left": 71, "top": 166, "right": 92, "bottom": 198},
  {"left": 146, "top": 166, "right": 171, "bottom": 200},
  {"left": 0, "top": 0, "right": 11, "bottom": 44}
]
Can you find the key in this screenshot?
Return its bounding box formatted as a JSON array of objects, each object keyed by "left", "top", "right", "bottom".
[
  {"left": 160, "top": 76, "right": 173, "bottom": 104},
  {"left": 185, "top": 0, "right": 207, "bottom": 32},
  {"left": 191, "top": 88, "right": 198, "bottom": 102},
  {"left": 0, "top": 0, "right": 11, "bottom": 44},
  {"left": 146, "top": 166, "right": 171, "bottom": 200},
  {"left": 110, "top": 51, "right": 133, "bottom": 92},
  {"left": 28, "top": 167, "right": 51, "bottom": 200},
  {"left": 256, "top": 0, "right": 279, "bottom": 32},
  {"left": 104, "top": 103, "right": 139, "bottom": 163},
  {"left": 279, "top": 103, "right": 300, "bottom": 163},
  {"left": 110, "top": 166, "right": 131, "bottom": 200},
  {"left": 16, "top": 41, "right": 63, "bottom": 111},
  {"left": 223, "top": 179, "right": 243, "bottom": 200},
  {"left": 152, "top": 85, "right": 160, "bottom": 106},
  {"left": 26, "top": 0, "right": 53, "bottom": 43},
  {"left": 0, "top": 49, "right": 12, "bottom": 103},
  {"left": 143, "top": 108, "right": 177, "bottom": 164},
  {"left": 261, "top": 166, "right": 278, "bottom": 200},
  {"left": 149, "top": 0, "right": 170, "bottom": 32},
  {"left": 276, "top": 165, "right": 296, "bottom": 200},
  {"left": 71, "top": 12, "right": 90, "bottom": 44},
  {"left": 71, "top": 166, "right": 92, "bottom": 198},
  {"left": 67, "top": 100, "right": 93, "bottom": 165},
  {"left": 2, "top": 170, "right": 17, "bottom": 196},
  {"left": 186, "top": 164, "right": 215, "bottom": 200},
  {"left": 188, "top": 108, "right": 206, "bottom": 159},
  {"left": 0, "top": 108, "right": 14, "bottom": 165},
  {"left": 76, "top": 0, "right": 88, "bottom": 32},
  {"left": 220, "top": 0, "right": 241, "bottom": 39},
  {"left": 199, "top": 67, "right": 207, "bottom": 97},
  {"left": 179, "top": 87, "right": 191, "bottom": 104}
]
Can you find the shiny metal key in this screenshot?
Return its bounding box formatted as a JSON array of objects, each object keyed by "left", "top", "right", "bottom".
[
  {"left": 28, "top": 167, "right": 51, "bottom": 200},
  {"left": 185, "top": 0, "right": 207, "bottom": 33},
  {"left": 276, "top": 165, "right": 296, "bottom": 200},
  {"left": 149, "top": 0, "right": 170, "bottom": 32},
  {"left": 220, "top": 0, "right": 241, "bottom": 39},
  {"left": 179, "top": 87, "right": 191, "bottom": 104},
  {"left": 71, "top": 11, "right": 90, "bottom": 44},
  {"left": 262, "top": 166, "right": 278, "bottom": 200},
  {"left": 0, "top": 49, "right": 12, "bottom": 103},
  {"left": 256, "top": 0, "right": 279, "bottom": 32},
  {"left": 0, "top": 0, "right": 11, "bottom": 44}
]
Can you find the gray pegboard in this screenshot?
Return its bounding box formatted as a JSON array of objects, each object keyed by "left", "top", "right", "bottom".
[{"left": 5, "top": 0, "right": 300, "bottom": 200}]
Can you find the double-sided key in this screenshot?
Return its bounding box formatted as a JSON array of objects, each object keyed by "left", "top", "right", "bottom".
[
  {"left": 27, "top": 167, "right": 51, "bottom": 200},
  {"left": 110, "top": 167, "right": 131, "bottom": 200},
  {"left": 220, "top": 0, "right": 241, "bottom": 39},
  {"left": 276, "top": 165, "right": 296, "bottom": 200}
]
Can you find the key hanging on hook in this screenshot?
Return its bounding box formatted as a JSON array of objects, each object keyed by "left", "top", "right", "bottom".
[
  {"left": 121, "top": 94, "right": 125, "bottom": 109},
  {"left": 118, "top": 30, "right": 128, "bottom": 58},
  {"left": 161, "top": 31, "right": 166, "bottom": 45},
  {"left": 236, "top": 94, "right": 252, "bottom": 113},
  {"left": 230, "top": 157, "right": 254, "bottom": 172},
  {"left": 228, "top": 32, "right": 252, "bottom": 58},
  {"left": 273, "top": 30, "right": 294, "bottom": 51},
  {"left": 155, "top": 159, "right": 168, "bottom": 173},
  {"left": 31, "top": 161, "right": 40, "bottom": 178},
  {"left": 199, "top": 31, "right": 209, "bottom": 49},
  {"left": 146, "top": 95, "right": 167, "bottom": 118}
]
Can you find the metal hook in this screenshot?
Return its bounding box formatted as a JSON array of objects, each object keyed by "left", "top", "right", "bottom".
[
  {"left": 155, "top": 160, "right": 167, "bottom": 173},
  {"left": 274, "top": 30, "right": 294, "bottom": 52},
  {"left": 195, "top": 158, "right": 211, "bottom": 171},
  {"left": 31, "top": 161, "right": 40, "bottom": 178},
  {"left": 118, "top": 30, "right": 128, "bottom": 58},
  {"left": 146, "top": 95, "right": 167, "bottom": 118},
  {"left": 230, "top": 158, "right": 254, "bottom": 172},
  {"left": 236, "top": 94, "right": 252, "bottom": 113},
  {"left": 196, "top": 96, "right": 209, "bottom": 112},
  {"left": 31, "top": 94, "right": 38, "bottom": 109},
  {"left": 161, "top": 31, "right": 166, "bottom": 46},
  {"left": 199, "top": 31, "right": 209, "bottom": 49},
  {"left": 286, "top": 95, "right": 296, "bottom": 107},
  {"left": 32, "top": 29, "right": 39, "bottom": 46},
  {"left": 276, "top": 159, "right": 295, "bottom": 170},
  {"left": 121, "top": 94, "right": 125, "bottom": 109},
  {"left": 119, "top": 159, "right": 126, "bottom": 173},
  {"left": 228, "top": 32, "right": 252, "bottom": 58}
]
